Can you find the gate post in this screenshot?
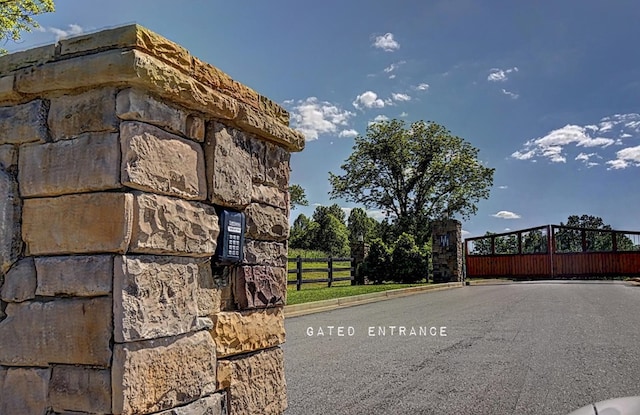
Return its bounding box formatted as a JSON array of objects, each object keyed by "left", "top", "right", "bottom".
[
  {"left": 350, "top": 238, "right": 369, "bottom": 285},
  {"left": 432, "top": 219, "right": 463, "bottom": 283},
  {"left": 548, "top": 225, "right": 555, "bottom": 278}
]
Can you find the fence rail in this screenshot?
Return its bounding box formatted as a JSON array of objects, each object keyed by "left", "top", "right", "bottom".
[{"left": 287, "top": 256, "right": 355, "bottom": 290}]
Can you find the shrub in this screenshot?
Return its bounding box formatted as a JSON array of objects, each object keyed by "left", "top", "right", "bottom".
[
  {"left": 391, "top": 233, "right": 427, "bottom": 283},
  {"left": 362, "top": 238, "right": 391, "bottom": 284}
]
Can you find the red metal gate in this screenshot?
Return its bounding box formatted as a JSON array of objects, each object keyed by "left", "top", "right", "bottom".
[{"left": 465, "top": 225, "right": 640, "bottom": 279}]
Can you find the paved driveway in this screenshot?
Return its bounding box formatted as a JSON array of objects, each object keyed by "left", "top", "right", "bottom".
[{"left": 283, "top": 281, "right": 640, "bottom": 415}]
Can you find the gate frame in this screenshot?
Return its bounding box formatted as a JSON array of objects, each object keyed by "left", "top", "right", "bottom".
[{"left": 465, "top": 224, "right": 640, "bottom": 279}]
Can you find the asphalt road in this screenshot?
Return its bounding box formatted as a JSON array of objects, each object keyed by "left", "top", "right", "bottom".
[{"left": 283, "top": 281, "right": 640, "bottom": 415}]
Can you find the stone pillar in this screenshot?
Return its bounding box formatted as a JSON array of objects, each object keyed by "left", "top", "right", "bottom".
[
  {"left": 431, "top": 219, "right": 463, "bottom": 283},
  {"left": 349, "top": 241, "right": 370, "bottom": 285},
  {"left": 0, "top": 24, "right": 303, "bottom": 415}
]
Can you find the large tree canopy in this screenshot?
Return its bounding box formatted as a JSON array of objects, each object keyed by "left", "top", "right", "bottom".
[
  {"left": 329, "top": 119, "right": 494, "bottom": 242},
  {"left": 1, "top": 0, "right": 55, "bottom": 55}
]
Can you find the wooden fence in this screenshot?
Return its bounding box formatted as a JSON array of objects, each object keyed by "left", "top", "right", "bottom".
[{"left": 287, "top": 256, "right": 355, "bottom": 290}]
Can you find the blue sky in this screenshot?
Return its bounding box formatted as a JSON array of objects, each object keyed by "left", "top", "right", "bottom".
[{"left": 6, "top": 0, "right": 640, "bottom": 238}]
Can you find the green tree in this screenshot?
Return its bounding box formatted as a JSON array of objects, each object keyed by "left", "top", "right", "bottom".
[
  {"left": 329, "top": 119, "right": 494, "bottom": 245},
  {"left": 1, "top": 0, "right": 55, "bottom": 55},
  {"left": 376, "top": 217, "right": 397, "bottom": 246},
  {"left": 556, "top": 215, "right": 612, "bottom": 252},
  {"left": 311, "top": 204, "right": 349, "bottom": 256},
  {"left": 391, "top": 233, "right": 427, "bottom": 283},
  {"left": 289, "top": 213, "right": 317, "bottom": 250},
  {"left": 314, "top": 203, "right": 345, "bottom": 225},
  {"left": 494, "top": 233, "right": 518, "bottom": 254},
  {"left": 469, "top": 232, "right": 495, "bottom": 255},
  {"left": 616, "top": 234, "right": 637, "bottom": 251},
  {"left": 314, "top": 215, "right": 349, "bottom": 256},
  {"left": 470, "top": 230, "right": 528, "bottom": 255},
  {"left": 554, "top": 214, "right": 636, "bottom": 252},
  {"left": 289, "top": 184, "right": 308, "bottom": 210},
  {"left": 362, "top": 238, "right": 391, "bottom": 284},
  {"left": 521, "top": 228, "right": 548, "bottom": 254},
  {"left": 564, "top": 214, "right": 608, "bottom": 230},
  {"left": 347, "top": 207, "right": 379, "bottom": 245}
]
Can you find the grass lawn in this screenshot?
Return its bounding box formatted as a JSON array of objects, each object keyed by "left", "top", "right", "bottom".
[
  {"left": 285, "top": 248, "right": 428, "bottom": 305},
  {"left": 286, "top": 282, "right": 428, "bottom": 305}
]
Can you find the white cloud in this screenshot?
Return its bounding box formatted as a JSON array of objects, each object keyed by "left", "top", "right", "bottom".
[
  {"left": 340, "top": 207, "right": 392, "bottom": 222},
  {"left": 391, "top": 93, "right": 411, "bottom": 102},
  {"left": 498, "top": 185, "right": 508, "bottom": 189},
  {"left": 575, "top": 152, "right": 593, "bottom": 162},
  {"left": 599, "top": 121, "right": 614, "bottom": 132},
  {"left": 606, "top": 145, "right": 640, "bottom": 170},
  {"left": 534, "top": 125, "right": 615, "bottom": 148},
  {"left": 373, "top": 33, "right": 400, "bottom": 52},
  {"left": 511, "top": 150, "right": 536, "bottom": 160},
  {"left": 414, "top": 83, "right": 430, "bottom": 91},
  {"left": 353, "top": 91, "right": 386, "bottom": 110},
  {"left": 501, "top": 89, "right": 519, "bottom": 99},
  {"left": 487, "top": 66, "right": 518, "bottom": 82},
  {"left": 600, "top": 113, "right": 640, "bottom": 135},
  {"left": 47, "top": 24, "right": 84, "bottom": 40},
  {"left": 338, "top": 129, "right": 358, "bottom": 138},
  {"left": 366, "top": 209, "right": 392, "bottom": 221},
  {"left": 541, "top": 145, "right": 566, "bottom": 163},
  {"left": 579, "top": 137, "right": 615, "bottom": 147},
  {"left": 492, "top": 210, "right": 521, "bottom": 219},
  {"left": 575, "top": 152, "right": 600, "bottom": 167},
  {"left": 368, "top": 115, "right": 390, "bottom": 126},
  {"left": 461, "top": 230, "right": 471, "bottom": 237},
  {"left": 384, "top": 60, "right": 406, "bottom": 73},
  {"left": 399, "top": 112, "right": 409, "bottom": 117},
  {"left": 512, "top": 122, "right": 621, "bottom": 165},
  {"left": 287, "top": 97, "right": 355, "bottom": 141}
]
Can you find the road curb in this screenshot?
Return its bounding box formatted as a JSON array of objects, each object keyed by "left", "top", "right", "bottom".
[
  {"left": 284, "top": 282, "right": 464, "bottom": 318},
  {"left": 467, "top": 279, "right": 513, "bottom": 286}
]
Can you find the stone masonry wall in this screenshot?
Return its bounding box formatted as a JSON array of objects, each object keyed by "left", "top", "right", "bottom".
[
  {"left": 431, "top": 219, "right": 463, "bottom": 283},
  {"left": 0, "top": 24, "right": 303, "bottom": 415}
]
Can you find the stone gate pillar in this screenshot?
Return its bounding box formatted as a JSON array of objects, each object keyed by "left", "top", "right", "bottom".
[
  {"left": 431, "top": 219, "right": 463, "bottom": 283},
  {"left": 0, "top": 25, "right": 303, "bottom": 415},
  {"left": 349, "top": 240, "right": 369, "bottom": 285}
]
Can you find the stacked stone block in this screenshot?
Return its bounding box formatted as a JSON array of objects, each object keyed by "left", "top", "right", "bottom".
[
  {"left": 431, "top": 219, "right": 464, "bottom": 283},
  {"left": 0, "top": 24, "right": 303, "bottom": 415}
]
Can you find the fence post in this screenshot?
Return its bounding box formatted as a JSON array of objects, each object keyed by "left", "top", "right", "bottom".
[
  {"left": 296, "top": 255, "right": 302, "bottom": 291},
  {"left": 328, "top": 256, "right": 333, "bottom": 288},
  {"left": 350, "top": 257, "right": 356, "bottom": 285}
]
